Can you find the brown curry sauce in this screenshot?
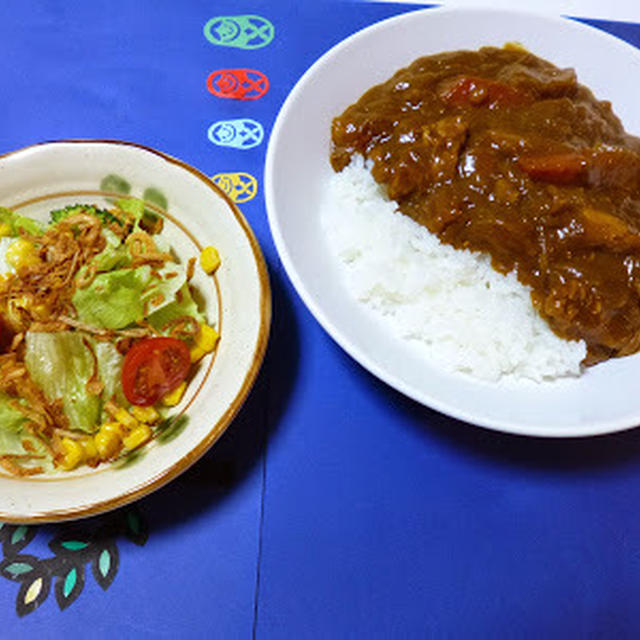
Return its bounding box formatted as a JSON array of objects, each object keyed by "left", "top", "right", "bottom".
[{"left": 330, "top": 46, "right": 640, "bottom": 365}]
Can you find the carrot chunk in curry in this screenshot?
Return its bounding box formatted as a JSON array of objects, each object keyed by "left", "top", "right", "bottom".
[{"left": 330, "top": 46, "right": 640, "bottom": 365}]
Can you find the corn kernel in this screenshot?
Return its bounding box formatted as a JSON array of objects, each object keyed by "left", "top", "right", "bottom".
[
  {"left": 94, "top": 429, "right": 121, "bottom": 459},
  {"left": 101, "top": 421, "right": 125, "bottom": 437},
  {"left": 190, "top": 345, "right": 206, "bottom": 363},
  {"left": 200, "top": 246, "right": 221, "bottom": 274},
  {"left": 113, "top": 408, "right": 137, "bottom": 429},
  {"left": 123, "top": 424, "right": 152, "bottom": 451},
  {"left": 162, "top": 381, "right": 186, "bottom": 406},
  {"left": 60, "top": 438, "right": 84, "bottom": 471},
  {"left": 0, "top": 223, "right": 12, "bottom": 237},
  {"left": 81, "top": 437, "right": 99, "bottom": 462},
  {"left": 5, "top": 238, "right": 38, "bottom": 270},
  {"left": 130, "top": 405, "right": 160, "bottom": 424},
  {"left": 195, "top": 324, "right": 220, "bottom": 352}
]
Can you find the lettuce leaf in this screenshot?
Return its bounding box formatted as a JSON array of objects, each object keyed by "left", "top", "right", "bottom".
[
  {"left": 78, "top": 228, "right": 130, "bottom": 283},
  {"left": 0, "top": 394, "right": 48, "bottom": 464},
  {"left": 72, "top": 265, "right": 153, "bottom": 329},
  {"left": 0, "top": 207, "right": 43, "bottom": 236},
  {"left": 148, "top": 282, "right": 205, "bottom": 331},
  {"left": 72, "top": 260, "right": 189, "bottom": 330},
  {"left": 24, "top": 332, "right": 101, "bottom": 433},
  {"left": 141, "top": 263, "right": 188, "bottom": 318},
  {"left": 94, "top": 341, "right": 126, "bottom": 406},
  {"left": 0, "top": 392, "right": 29, "bottom": 455},
  {"left": 116, "top": 197, "right": 144, "bottom": 230},
  {"left": 24, "top": 332, "right": 125, "bottom": 433}
]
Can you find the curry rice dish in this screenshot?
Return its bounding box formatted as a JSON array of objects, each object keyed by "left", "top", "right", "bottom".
[{"left": 329, "top": 45, "right": 640, "bottom": 373}]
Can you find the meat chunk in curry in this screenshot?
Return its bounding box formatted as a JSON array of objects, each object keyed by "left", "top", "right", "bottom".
[{"left": 330, "top": 46, "right": 640, "bottom": 365}]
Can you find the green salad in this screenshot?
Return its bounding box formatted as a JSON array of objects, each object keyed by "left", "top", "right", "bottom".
[{"left": 0, "top": 200, "right": 220, "bottom": 475}]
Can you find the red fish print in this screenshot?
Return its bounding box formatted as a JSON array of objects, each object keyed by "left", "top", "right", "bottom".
[{"left": 207, "top": 69, "right": 269, "bottom": 100}]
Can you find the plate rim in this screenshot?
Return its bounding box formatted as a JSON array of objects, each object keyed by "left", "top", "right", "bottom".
[{"left": 264, "top": 6, "right": 640, "bottom": 439}]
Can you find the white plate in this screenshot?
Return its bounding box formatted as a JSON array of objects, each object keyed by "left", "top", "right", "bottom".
[
  {"left": 0, "top": 140, "right": 270, "bottom": 521},
  {"left": 265, "top": 7, "right": 640, "bottom": 437}
]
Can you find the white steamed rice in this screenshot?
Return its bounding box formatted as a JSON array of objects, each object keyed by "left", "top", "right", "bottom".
[{"left": 321, "top": 156, "right": 586, "bottom": 382}]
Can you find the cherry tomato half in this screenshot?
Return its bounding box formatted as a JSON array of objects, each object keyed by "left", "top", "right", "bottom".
[{"left": 121, "top": 337, "right": 191, "bottom": 406}]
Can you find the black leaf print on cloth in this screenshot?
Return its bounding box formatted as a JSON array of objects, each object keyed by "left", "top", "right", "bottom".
[{"left": 0, "top": 506, "right": 148, "bottom": 617}]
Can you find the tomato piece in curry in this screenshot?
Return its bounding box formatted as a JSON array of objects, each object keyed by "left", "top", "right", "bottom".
[{"left": 330, "top": 46, "right": 640, "bottom": 365}]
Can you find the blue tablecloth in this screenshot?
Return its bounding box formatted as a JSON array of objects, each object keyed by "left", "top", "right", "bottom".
[{"left": 2, "top": 1, "right": 640, "bottom": 637}]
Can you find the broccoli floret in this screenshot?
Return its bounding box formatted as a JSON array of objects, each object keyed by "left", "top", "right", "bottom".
[{"left": 49, "top": 204, "right": 123, "bottom": 227}]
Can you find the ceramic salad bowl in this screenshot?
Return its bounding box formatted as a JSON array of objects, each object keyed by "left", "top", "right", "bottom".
[{"left": 0, "top": 140, "right": 270, "bottom": 522}]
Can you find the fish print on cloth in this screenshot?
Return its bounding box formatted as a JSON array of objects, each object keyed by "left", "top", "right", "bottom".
[
  {"left": 208, "top": 119, "right": 264, "bottom": 150},
  {"left": 203, "top": 15, "right": 274, "bottom": 49},
  {"left": 0, "top": 508, "right": 148, "bottom": 617},
  {"left": 207, "top": 69, "right": 269, "bottom": 101},
  {"left": 212, "top": 172, "right": 258, "bottom": 203}
]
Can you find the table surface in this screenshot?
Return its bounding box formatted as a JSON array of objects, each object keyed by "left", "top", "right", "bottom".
[{"left": 2, "top": 1, "right": 640, "bottom": 638}]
